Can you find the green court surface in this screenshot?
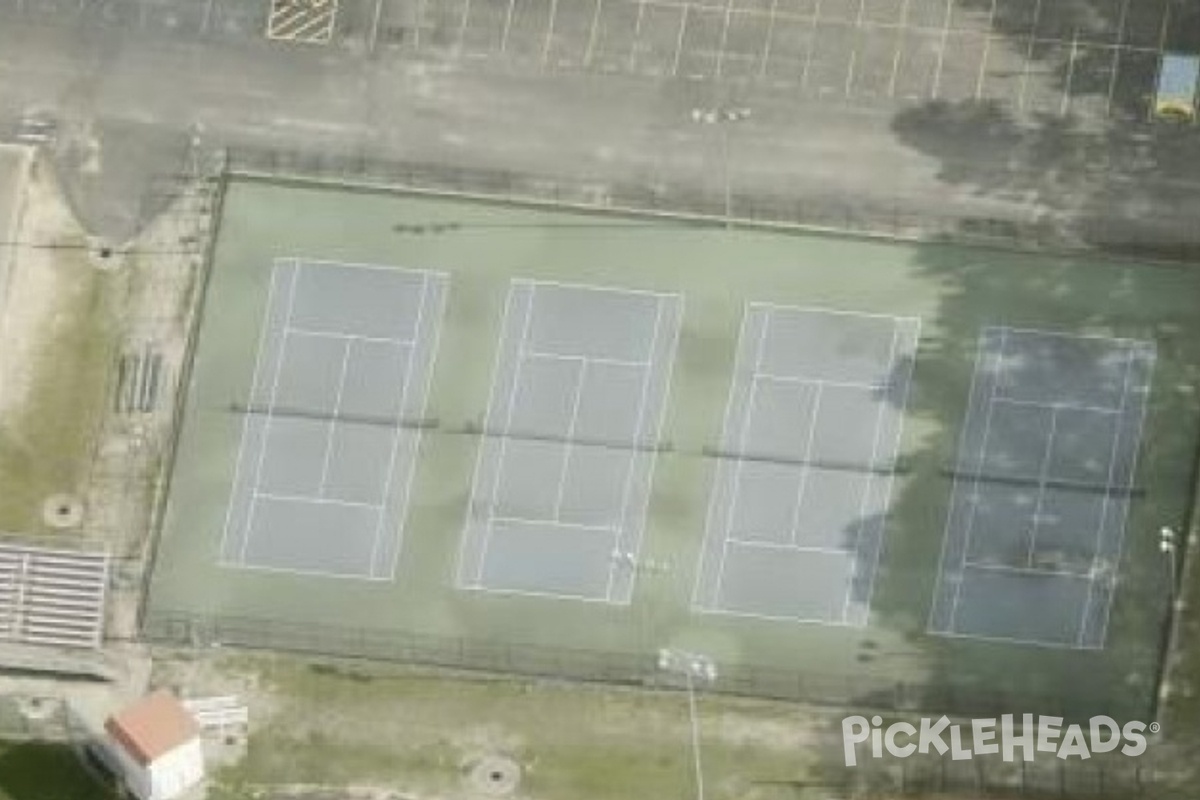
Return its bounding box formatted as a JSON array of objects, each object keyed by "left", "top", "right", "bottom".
[{"left": 146, "top": 178, "right": 1200, "bottom": 720}]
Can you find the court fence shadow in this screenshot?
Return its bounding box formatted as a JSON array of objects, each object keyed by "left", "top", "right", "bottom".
[
  {"left": 219, "top": 145, "right": 1200, "bottom": 263},
  {"left": 144, "top": 608, "right": 1143, "bottom": 725}
]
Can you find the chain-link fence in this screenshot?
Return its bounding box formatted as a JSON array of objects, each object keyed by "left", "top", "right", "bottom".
[{"left": 221, "top": 145, "right": 1200, "bottom": 261}]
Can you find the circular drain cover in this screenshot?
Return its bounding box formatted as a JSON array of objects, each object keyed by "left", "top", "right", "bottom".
[
  {"left": 467, "top": 755, "right": 521, "bottom": 796},
  {"left": 42, "top": 494, "right": 84, "bottom": 529}
]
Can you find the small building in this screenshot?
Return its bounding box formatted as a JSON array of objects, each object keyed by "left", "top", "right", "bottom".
[{"left": 104, "top": 689, "right": 205, "bottom": 800}]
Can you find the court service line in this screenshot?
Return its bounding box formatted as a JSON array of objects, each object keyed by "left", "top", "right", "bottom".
[
  {"left": 457, "top": 287, "right": 518, "bottom": 587},
  {"left": 475, "top": 286, "right": 538, "bottom": 586},
  {"left": 316, "top": 340, "right": 354, "bottom": 496},
  {"left": 840, "top": 321, "right": 901, "bottom": 624},
  {"left": 240, "top": 261, "right": 303, "bottom": 564},
  {"left": 945, "top": 329, "right": 1008, "bottom": 633},
  {"left": 1076, "top": 344, "right": 1137, "bottom": 647},
  {"left": 218, "top": 264, "right": 283, "bottom": 563},
  {"left": 604, "top": 294, "right": 669, "bottom": 602},
  {"left": 712, "top": 307, "right": 770, "bottom": 606}
]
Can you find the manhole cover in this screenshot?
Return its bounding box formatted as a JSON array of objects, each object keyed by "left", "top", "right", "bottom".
[
  {"left": 42, "top": 494, "right": 84, "bottom": 529},
  {"left": 466, "top": 755, "right": 521, "bottom": 796}
]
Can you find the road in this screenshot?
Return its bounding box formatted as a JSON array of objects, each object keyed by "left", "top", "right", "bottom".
[{"left": 0, "top": 5, "right": 1197, "bottom": 246}]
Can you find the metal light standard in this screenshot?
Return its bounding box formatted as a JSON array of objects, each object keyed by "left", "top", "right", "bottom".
[
  {"left": 1160, "top": 526, "right": 1179, "bottom": 597},
  {"left": 658, "top": 648, "right": 717, "bottom": 800},
  {"left": 690, "top": 106, "right": 751, "bottom": 229}
]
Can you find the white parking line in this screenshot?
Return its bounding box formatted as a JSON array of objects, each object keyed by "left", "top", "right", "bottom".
[
  {"left": 542, "top": 0, "right": 560, "bottom": 63},
  {"left": 715, "top": 0, "right": 735, "bottom": 78},
  {"left": 584, "top": 0, "right": 604, "bottom": 65},
  {"left": 800, "top": 0, "right": 823, "bottom": 89},
  {"left": 1016, "top": 0, "right": 1044, "bottom": 112},
  {"left": 929, "top": 0, "right": 955, "bottom": 99},
  {"left": 629, "top": 0, "right": 648, "bottom": 71},
  {"left": 500, "top": 0, "right": 517, "bottom": 52},
  {"left": 456, "top": 0, "right": 473, "bottom": 54},
  {"left": 671, "top": 3, "right": 689, "bottom": 76},
  {"left": 973, "top": 0, "right": 997, "bottom": 100},
  {"left": 1061, "top": 29, "right": 1080, "bottom": 116},
  {"left": 887, "top": 0, "right": 912, "bottom": 97},
  {"left": 1104, "top": 0, "right": 1131, "bottom": 117},
  {"left": 758, "top": 0, "right": 780, "bottom": 78}
]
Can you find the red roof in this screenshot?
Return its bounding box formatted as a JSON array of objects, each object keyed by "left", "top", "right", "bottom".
[{"left": 105, "top": 689, "right": 199, "bottom": 766}]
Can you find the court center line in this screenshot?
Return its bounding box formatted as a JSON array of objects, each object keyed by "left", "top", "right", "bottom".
[
  {"left": 929, "top": 0, "right": 955, "bottom": 99},
  {"left": 946, "top": 329, "right": 1009, "bottom": 633},
  {"left": 758, "top": 0, "right": 780, "bottom": 79},
  {"left": 887, "top": 0, "right": 913, "bottom": 98},
  {"left": 553, "top": 359, "right": 589, "bottom": 520},
  {"left": 475, "top": 285, "right": 538, "bottom": 586},
  {"left": 1024, "top": 405, "right": 1061, "bottom": 567},
  {"left": 584, "top": 0, "right": 604, "bottom": 66},
  {"left": 786, "top": 383, "right": 825, "bottom": 546},
  {"left": 713, "top": 306, "right": 771, "bottom": 607},
  {"left": 240, "top": 261, "right": 303, "bottom": 564},
  {"left": 1104, "top": 0, "right": 1131, "bottom": 117},
  {"left": 1016, "top": 0, "right": 1044, "bottom": 112},
  {"left": 604, "top": 294, "right": 669, "bottom": 602},
  {"left": 316, "top": 339, "right": 354, "bottom": 497},
  {"left": 367, "top": 274, "right": 431, "bottom": 578},
  {"left": 840, "top": 322, "right": 902, "bottom": 624},
  {"left": 219, "top": 264, "right": 282, "bottom": 563},
  {"left": 1076, "top": 344, "right": 1137, "bottom": 646},
  {"left": 457, "top": 286, "right": 517, "bottom": 587},
  {"left": 973, "top": 0, "right": 997, "bottom": 100}
]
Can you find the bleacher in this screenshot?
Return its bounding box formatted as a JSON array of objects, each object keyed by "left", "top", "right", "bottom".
[{"left": 0, "top": 543, "right": 109, "bottom": 649}]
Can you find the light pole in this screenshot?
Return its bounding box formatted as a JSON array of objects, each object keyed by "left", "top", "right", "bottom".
[
  {"left": 658, "top": 648, "right": 717, "bottom": 800},
  {"left": 1160, "top": 526, "right": 1179, "bottom": 600},
  {"left": 690, "top": 106, "right": 751, "bottom": 229}
]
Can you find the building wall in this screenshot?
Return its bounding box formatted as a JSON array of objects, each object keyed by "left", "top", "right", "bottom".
[{"left": 105, "top": 735, "right": 204, "bottom": 800}]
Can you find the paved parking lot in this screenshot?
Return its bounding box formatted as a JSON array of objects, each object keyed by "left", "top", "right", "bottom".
[{"left": 3, "top": 0, "right": 1196, "bottom": 126}]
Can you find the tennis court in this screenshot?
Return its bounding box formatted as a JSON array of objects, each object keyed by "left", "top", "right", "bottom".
[
  {"left": 456, "top": 279, "right": 682, "bottom": 603},
  {"left": 145, "top": 179, "right": 1200, "bottom": 720},
  {"left": 692, "top": 304, "right": 920, "bottom": 626},
  {"left": 217, "top": 258, "right": 447, "bottom": 580},
  {"left": 928, "top": 327, "right": 1156, "bottom": 649}
]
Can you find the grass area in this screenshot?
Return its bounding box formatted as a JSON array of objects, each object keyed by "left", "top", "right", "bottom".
[
  {"left": 0, "top": 242, "right": 119, "bottom": 533},
  {"left": 207, "top": 655, "right": 828, "bottom": 800},
  {"left": 0, "top": 741, "right": 117, "bottom": 800}
]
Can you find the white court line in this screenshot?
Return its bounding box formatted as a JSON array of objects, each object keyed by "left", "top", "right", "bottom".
[
  {"left": 284, "top": 327, "right": 414, "bottom": 347},
  {"left": 929, "top": 0, "right": 955, "bottom": 99},
  {"left": 887, "top": 0, "right": 912, "bottom": 97},
  {"left": 990, "top": 324, "right": 1145, "bottom": 346},
  {"left": 926, "top": 332, "right": 997, "bottom": 632},
  {"left": 526, "top": 277, "right": 676, "bottom": 301},
  {"left": 386, "top": 276, "right": 450, "bottom": 582},
  {"left": 726, "top": 539, "right": 850, "bottom": 556},
  {"left": 457, "top": 286, "right": 518, "bottom": 587},
  {"left": 749, "top": 300, "right": 920, "bottom": 325},
  {"left": 603, "top": 294, "right": 670, "bottom": 602},
  {"left": 239, "top": 261, "right": 303, "bottom": 565},
  {"left": 692, "top": 303, "right": 754, "bottom": 610},
  {"left": 218, "top": 265, "right": 282, "bottom": 563},
  {"left": 460, "top": 581, "right": 627, "bottom": 605},
  {"left": 671, "top": 3, "right": 689, "bottom": 76},
  {"left": 991, "top": 396, "right": 1123, "bottom": 416},
  {"left": 934, "top": 628, "right": 1101, "bottom": 651},
  {"left": 786, "top": 382, "right": 824, "bottom": 546},
  {"left": 629, "top": 0, "right": 648, "bottom": 71},
  {"left": 843, "top": 0, "right": 867, "bottom": 95},
  {"left": 697, "top": 604, "right": 858, "bottom": 627},
  {"left": 839, "top": 321, "right": 901, "bottom": 624},
  {"left": 800, "top": 0, "right": 823, "bottom": 89},
  {"left": 1024, "top": 405, "right": 1061, "bottom": 567},
  {"left": 712, "top": 306, "right": 770, "bottom": 607},
  {"left": 474, "top": 285, "right": 537, "bottom": 586},
  {"left": 316, "top": 339, "right": 354, "bottom": 496},
  {"left": 499, "top": 0, "right": 517, "bottom": 52},
  {"left": 584, "top": 0, "right": 604, "bottom": 65},
  {"left": 253, "top": 490, "right": 381, "bottom": 512},
  {"left": 1016, "top": 0, "right": 1044, "bottom": 112},
  {"left": 860, "top": 317, "right": 921, "bottom": 615},
  {"left": 973, "top": 0, "right": 997, "bottom": 100},
  {"left": 1061, "top": 29, "right": 1080, "bottom": 116},
  {"left": 491, "top": 515, "right": 618, "bottom": 534},
  {"left": 553, "top": 359, "right": 589, "bottom": 519},
  {"left": 1077, "top": 344, "right": 1137, "bottom": 647},
  {"left": 288, "top": 257, "right": 450, "bottom": 279},
  {"left": 524, "top": 351, "right": 651, "bottom": 369},
  {"left": 964, "top": 560, "right": 1090, "bottom": 580},
  {"left": 368, "top": 273, "right": 431, "bottom": 579},
  {"left": 714, "top": 0, "right": 735, "bottom": 78},
  {"left": 757, "top": 0, "right": 780, "bottom": 78},
  {"left": 456, "top": 0, "right": 473, "bottom": 54},
  {"left": 542, "top": 0, "right": 560, "bottom": 64},
  {"left": 945, "top": 328, "right": 1008, "bottom": 633},
  {"left": 757, "top": 373, "right": 884, "bottom": 392},
  {"left": 1094, "top": 346, "right": 1154, "bottom": 650},
  {"left": 1104, "top": 0, "right": 1131, "bottom": 117}
]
